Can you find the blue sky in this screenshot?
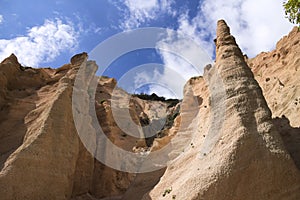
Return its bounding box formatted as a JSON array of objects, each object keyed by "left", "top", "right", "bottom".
[{"left": 0, "top": 0, "right": 294, "bottom": 98}]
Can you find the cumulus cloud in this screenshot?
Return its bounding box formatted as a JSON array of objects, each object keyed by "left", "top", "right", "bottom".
[
  {"left": 122, "top": 33, "right": 212, "bottom": 99},
  {"left": 130, "top": 65, "right": 186, "bottom": 99},
  {"left": 186, "top": 0, "right": 294, "bottom": 57},
  {"left": 153, "top": 30, "right": 212, "bottom": 98},
  {"left": 0, "top": 15, "right": 3, "bottom": 24},
  {"left": 176, "top": 12, "right": 215, "bottom": 59},
  {"left": 155, "top": 0, "right": 293, "bottom": 97},
  {"left": 112, "top": 0, "right": 293, "bottom": 98},
  {"left": 114, "top": 1, "right": 214, "bottom": 98},
  {"left": 0, "top": 18, "right": 79, "bottom": 67},
  {"left": 120, "top": 0, "right": 175, "bottom": 30}
]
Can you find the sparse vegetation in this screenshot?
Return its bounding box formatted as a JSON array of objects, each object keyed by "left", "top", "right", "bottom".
[
  {"left": 20, "top": 65, "right": 33, "bottom": 71},
  {"left": 133, "top": 93, "right": 180, "bottom": 106},
  {"left": 121, "top": 132, "right": 127, "bottom": 137},
  {"left": 283, "top": 0, "right": 300, "bottom": 27},
  {"left": 162, "top": 187, "right": 172, "bottom": 197},
  {"left": 100, "top": 99, "right": 106, "bottom": 104},
  {"left": 159, "top": 109, "right": 180, "bottom": 132}
]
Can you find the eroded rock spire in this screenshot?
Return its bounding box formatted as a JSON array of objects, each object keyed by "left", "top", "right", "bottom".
[
  {"left": 147, "top": 19, "right": 300, "bottom": 200},
  {"left": 215, "top": 19, "right": 244, "bottom": 62}
]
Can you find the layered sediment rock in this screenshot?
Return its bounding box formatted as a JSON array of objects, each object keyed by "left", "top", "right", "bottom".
[
  {"left": 247, "top": 27, "right": 300, "bottom": 170},
  {"left": 0, "top": 63, "right": 79, "bottom": 199},
  {"left": 146, "top": 20, "right": 300, "bottom": 200},
  {"left": 248, "top": 27, "right": 300, "bottom": 127},
  {"left": 0, "top": 53, "right": 175, "bottom": 199},
  {"left": 0, "top": 19, "right": 299, "bottom": 200}
]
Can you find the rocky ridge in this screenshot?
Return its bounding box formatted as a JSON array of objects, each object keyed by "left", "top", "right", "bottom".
[
  {"left": 146, "top": 20, "right": 300, "bottom": 200},
  {"left": 0, "top": 53, "right": 177, "bottom": 199}
]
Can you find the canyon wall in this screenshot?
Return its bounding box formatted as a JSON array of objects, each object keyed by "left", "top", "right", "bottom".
[{"left": 0, "top": 20, "right": 299, "bottom": 200}]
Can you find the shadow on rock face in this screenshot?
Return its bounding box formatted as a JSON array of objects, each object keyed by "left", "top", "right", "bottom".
[{"left": 273, "top": 115, "right": 300, "bottom": 170}]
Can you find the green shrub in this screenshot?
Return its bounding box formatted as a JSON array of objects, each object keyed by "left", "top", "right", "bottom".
[{"left": 162, "top": 187, "right": 172, "bottom": 197}]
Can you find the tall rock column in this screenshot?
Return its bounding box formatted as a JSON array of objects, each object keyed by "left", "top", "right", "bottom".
[
  {"left": 146, "top": 20, "right": 300, "bottom": 200},
  {"left": 206, "top": 18, "right": 300, "bottom": 200}
]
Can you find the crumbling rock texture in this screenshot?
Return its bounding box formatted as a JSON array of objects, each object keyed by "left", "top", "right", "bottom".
[
  {"left": 0, "top": 54, "right": 79, "bottom": 199},
  {"left": 145, "top": 20, "right": 300, "bottom": 200},
  {"left": 0, "top": 20, "right": 299, "bottom": 200},
  {"left": 248, "top": 27, "right": 300, "bottom": 127},
  {"left": 247, "top": 27, "right": 300, "bottom": 170},
  {"left": 0, "top": 53, "right": 176, "bottom": 200}
]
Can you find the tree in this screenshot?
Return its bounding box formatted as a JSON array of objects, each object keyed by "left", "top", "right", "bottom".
[{"left": 283, "top": 0, "right": 300, "bottom": 26}]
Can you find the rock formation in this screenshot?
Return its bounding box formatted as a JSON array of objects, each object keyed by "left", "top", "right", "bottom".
[
  {"left": 247, "top": 27, "right": 300, "bottom": 170},
  {"left": 145, "top": 20, "right": 300, "bottom": 200},
  {"left": 0, "top": 53, "right": 177, "bottom": 199},
  {"left": 0, "top": 55, "right": 79, "bottom": 199},
  {"left": 0, "top": 20, "right": 299, "bottom": 200}
]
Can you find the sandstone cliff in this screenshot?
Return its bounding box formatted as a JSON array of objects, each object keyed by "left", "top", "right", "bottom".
[
  {"left": 146, "top": 20, "right": 300, "bottom": 200},
  {"left": 0, "top": 53, "right": 177, "bottom": 199},
  {"left": 0, "top": 19, "right": 299, "bottom": 200},
  {"left": 247, "top": 27, "right": 300, "bottom": 169}
]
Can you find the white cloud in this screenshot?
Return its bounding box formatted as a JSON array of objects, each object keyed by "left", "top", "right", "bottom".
[
  {"left": 116, "top": 2, "right": 214, "bottom": 98},
  {"left": 148, "top": 84, "right": 178, "bottom": 98},
  {"left": 120, "top": 0, "right": 175, "bottom": 30},
  {"left": 144, "top": 0, "right": 293, "bottom": 98},
  {"left": 176, "top": 12, "right": 215, "bottom": 59},
  {"left": 193, "top": 0, "right": 294, "bottom": 57},
  {"left": 124, "top": 33, "right": 212, "bottom": 99},
  {"left": 157, "top": 39, "right": 212, "bottom": 98},
  {"left": 131, "top": 66, "right": 185, "bottom": 99},
  {"left": 0, "top": 18, "right": 79, "bottom": 67},
  {"left": 133, "top": 68, "right": 162, "bottom": 88},
  {"left": 0, "top": 15, "right": 3, "bottom": 24},
  {"left": 112, "top": 0, "right": 294, "bottom": 98}
]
